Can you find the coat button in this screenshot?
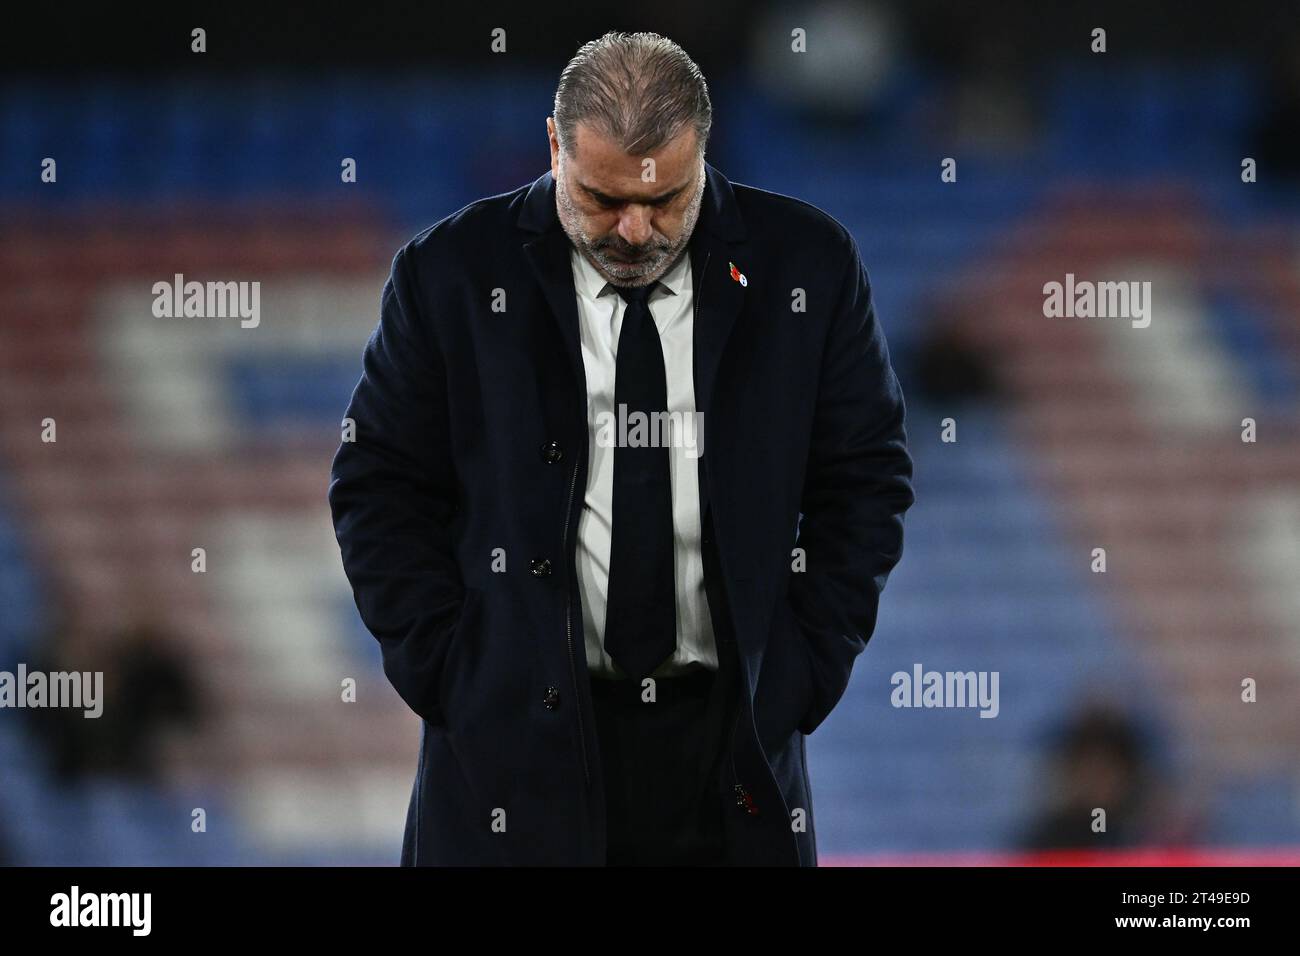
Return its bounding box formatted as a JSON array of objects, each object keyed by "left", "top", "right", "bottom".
[
  {"left": 529, "top": 558, "right": 552, "bottom": 577},
  {"left": 540, "top": 440, "right": 564, "bottom": 464},
  {"left": 544, "top": 686, "right": 561, "bottom": 710}
]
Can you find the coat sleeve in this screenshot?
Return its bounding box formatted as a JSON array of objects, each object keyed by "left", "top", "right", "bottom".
[
  {"left": 328, "top": 245, "right": 464, "bottom": 726},
  {"left": 791, "top": 235, "right": 915, "bottom": 736}
]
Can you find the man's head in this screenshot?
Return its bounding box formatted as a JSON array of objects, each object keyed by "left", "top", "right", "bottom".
[{"left": 548, "top": 32, "right": 711, "bottom": 288}]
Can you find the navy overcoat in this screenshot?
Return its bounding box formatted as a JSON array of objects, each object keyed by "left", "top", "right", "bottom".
[{"left": 329, "top": 162, "right": 915, "bottom": 865}]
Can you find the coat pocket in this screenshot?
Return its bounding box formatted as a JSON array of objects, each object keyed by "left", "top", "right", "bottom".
[
  {"left": 782, "top": 601, "right": 817, "bottom": 733},
  {"left": 756, "top": 598, "right": 816, "bottom": 750},
  {"left": 437, "top": 586, "right": 483, "bottom": 723}
]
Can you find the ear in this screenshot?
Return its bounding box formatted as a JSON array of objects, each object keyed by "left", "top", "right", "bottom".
[{"left": 546, "top": 117, "right": 560, "bottom": 179}]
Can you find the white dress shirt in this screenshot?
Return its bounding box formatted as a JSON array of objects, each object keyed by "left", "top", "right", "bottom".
[{"left": 570, "top": 244, "right": 718, "bottom": 678}]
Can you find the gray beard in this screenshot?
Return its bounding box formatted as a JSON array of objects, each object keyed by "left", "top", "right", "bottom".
[{"left": 555, "top": 164, "right": 704, "bottom": 289}]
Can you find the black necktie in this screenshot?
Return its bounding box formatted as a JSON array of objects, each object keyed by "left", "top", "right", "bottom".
[{"left": 603, "top": 281, "right": 677, "bottom": 683}]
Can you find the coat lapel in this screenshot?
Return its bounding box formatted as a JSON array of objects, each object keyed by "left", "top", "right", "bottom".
[
  {"left": 689, "top": 164, "right": 748, "bottom": 530},
  {"left": 519, "top": 172, "right": 587, "bottom": 410},
  {"left": 688, "top": 208, "right": 746, "bottom": 421}
]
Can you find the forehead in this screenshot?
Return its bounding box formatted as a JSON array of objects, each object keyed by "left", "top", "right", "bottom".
[{"left": 567, "top": 122, "right": 699, "bottom": 198}]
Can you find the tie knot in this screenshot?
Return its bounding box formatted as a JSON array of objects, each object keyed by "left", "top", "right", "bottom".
[{"left": 609, "top": 282, "right": 655, "bottom": 306}]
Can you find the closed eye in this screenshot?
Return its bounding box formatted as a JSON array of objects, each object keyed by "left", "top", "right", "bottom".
[{"left": 581, "top": 183, "right": 684, "bottom": 209}]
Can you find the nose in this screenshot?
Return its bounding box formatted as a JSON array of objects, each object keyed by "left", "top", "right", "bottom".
[{"left": 616, "top": 205, "right": 653, "bottom": 247}]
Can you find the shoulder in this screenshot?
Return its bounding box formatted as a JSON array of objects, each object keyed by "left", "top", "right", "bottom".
[
  {"left": 724, "top": 177, "right": 866, "bottom": 299},
  {"left": 393, "top": 180, "right": 533, "bottom": 274},
  {"left": 730, "top": 179, "right": 860, "bottom": 262}
]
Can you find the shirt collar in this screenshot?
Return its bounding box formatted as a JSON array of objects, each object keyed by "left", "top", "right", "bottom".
[{"left": 570, "top": 244, "right": 692, "bottom": 302}]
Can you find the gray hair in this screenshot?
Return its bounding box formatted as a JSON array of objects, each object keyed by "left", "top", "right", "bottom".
[{"left": 553, "top": 31, "right": 711, "bottom": 157}]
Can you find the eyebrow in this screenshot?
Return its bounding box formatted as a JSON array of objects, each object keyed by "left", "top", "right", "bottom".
[{"left": 578, "top": 181, "right": 687, "bottom": 206}]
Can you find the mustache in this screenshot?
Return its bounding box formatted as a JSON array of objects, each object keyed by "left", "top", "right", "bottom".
[{"left": 592, "top": 235, "right": 671, "bottom": 259}]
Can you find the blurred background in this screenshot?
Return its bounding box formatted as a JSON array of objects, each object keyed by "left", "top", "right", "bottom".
[{"left": 2, "top": 0, "right": 1299, "bottom": 865}]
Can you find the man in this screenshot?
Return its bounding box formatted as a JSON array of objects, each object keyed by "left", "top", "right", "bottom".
[{"left": 328, "top": 31, "right": 914, "bottom": 866}]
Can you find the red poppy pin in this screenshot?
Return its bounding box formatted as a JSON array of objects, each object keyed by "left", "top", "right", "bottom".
[{"left": 728, "top": 261, "right": 748, "bottom": 287}]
